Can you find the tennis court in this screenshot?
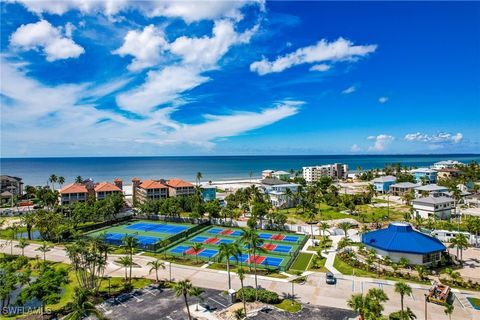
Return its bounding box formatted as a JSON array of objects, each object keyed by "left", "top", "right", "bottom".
[
  {"left": 169, "top": 244, "right": 219, "bottom": 259},
  {"left": 87, "top": 220, "right": 196, "bottom": 250},
  {"left": 231, "top": 253, "right": 284, "bottom": 268},
  {"left": 189, "top": 236, "right": 234, "bottom": 245},
  {"left": 258, "top": 232, "right": 300, "bottom": 243},
  {"left": 207, "top": 228, "right": 243, "bottom": 237}
]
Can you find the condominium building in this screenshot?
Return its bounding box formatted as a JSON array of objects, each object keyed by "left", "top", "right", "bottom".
[
  {"left": 94, "top": 181, "right": 122, "bottom": 200},
  {"left": 59, "top": 183, "right": 89, "bottom": 205},
  {"left": 133, "top": 179, "right": 169, "bottom": 204},
  {"left": 166, "top": 178, "right": 195, "bottom": 197},
  {"left": 432, "top": 160, "right": 463, "bottom": 170},
  {"left": 411, "top": 168, "right": 438, "bottom": 184},
  {"left": 412, "top": 196, "right": 453, "bottom": 219},
  {"left": 302, "top": 163, "right": 348, "bottom": 182},
  {"left": 0, "top": 175, "right": 23, "bottom": 196},
  {"left": 60, "top": 179, "right": 124, "bottom": 205}
]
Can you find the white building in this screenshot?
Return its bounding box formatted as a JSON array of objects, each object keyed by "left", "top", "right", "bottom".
[
  {"left": 262, "top": 181, "right": 300, "bottom": 208},
  {"left": 414, "top": 184, "right": 449, "bottom": 198},
  {"left": 432, "top": 160, "right": 463, "bottom": 170},
  {"left": 412, "top": 196, "right": 454, "bottom": 219},
  {"left": 262, "top": 170, "right": 275, "bottom": 179},
  {"left": 302, "top": 163, "right": 348, "bottom": 183},
  {"left": 431, "top": 230, "right": 478, "bottom": 246}
]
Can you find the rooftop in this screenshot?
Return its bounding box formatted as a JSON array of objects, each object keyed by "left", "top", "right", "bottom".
[
  {"left": 167, "top": 178, "right": 194, "bottom": 188},
  {"left": 273, "top": 170, "right": 290, "bottom": 175},
  {"left": 94, "top": 182, "right": 122, "bottom": 192},
  {"left": 139, "top": 180, "right": 168, "bottom": 189},
  {"left": 390, "top": 182, "right": 420, "bottom": 188},
  {"left": 362, "top": 223, "right": 446, "bottom": 254},
  {"left": 414, "top": 184, "right": 448, "bottom": 191},
  {"left": 413, "top": 196, "right": 453, "bottom": 205},
  {"left": 372, "top": 175, "right": 396, "bottom": 183},
  {"left": 261, "top": 178, "right": 287, "bottom": 185},
  {"left": 60, "top": 183, "right": 88, "bottom": 194},
  {"left": 434, "top": 160, "right": 462, "bottom": 165},
  {"left": 411, "top": 168, "right": 437, "bottom": 174}
]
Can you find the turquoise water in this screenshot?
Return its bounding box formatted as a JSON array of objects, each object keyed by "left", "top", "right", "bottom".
[{"left": 1, "top": 155, "right": 479, "bottom": 186}]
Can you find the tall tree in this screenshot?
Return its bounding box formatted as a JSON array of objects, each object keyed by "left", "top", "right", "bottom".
[
  {"left": 196, "top": 172, "right": 203, "bottom": 186},
  {"left": 237, "top": 267, "right": 247, "bottom": 317},
  {"left": 218, "top": 243, "right": 242, "bottom": 290},
  {"left": 449, "top": 233, "right": 469, "bottom": 264},
  {"left": 394, "top": 281, "right": 412, "bottom": 320},
  {"left": 121, "top": 235, "right": 139, "bottom": 283},
  {"left": 15, "top": 238, "right": 29, "bottom": 256},
  {"left": 338, "top": 222, "right": 352, "bottom": 240},
  {"left": 35, "top": 242, "right": 52, "bottom": 262},
  {"left": 173, "top": 280, "right": 195, "bottom": 320},
  {"left": 63, "top": 288, "right": 101, "bottom": 320},
  {"left": 147, "top": 259, "right": 165, "bottom": 283},
  {"left": 241, "top": 228, "right": 264, "bottom": 299},
  {"left": 49, "top": 174, "right": 58, "bottom": 189},
  {"left": 444, "top": 304, "right": 454, "bottom": 320}
]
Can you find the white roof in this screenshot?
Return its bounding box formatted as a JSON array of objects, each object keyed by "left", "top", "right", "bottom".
[
  {"left": 262, "top": 169, "right": 274, "bottom": 173},
  {"left": 414, "top": 184, "right": 448, "bottom": 192},
  {"left": 372, "top": 175, "right": 396, "bottom": 183},
  {"left": 434, "top": 160, "right": 462, "bottom": 165},
  {"left": 390, "top": 182, "right": 420, "bottom": 188},
  {"left": 413, "top": 196, "right": 453, "bottom": 205},
  {"left": 411, "top": 168, "right": 437, "bottom": 173},
  {"left": 273, "top": 170, "right": 290, "bottom": 175}
]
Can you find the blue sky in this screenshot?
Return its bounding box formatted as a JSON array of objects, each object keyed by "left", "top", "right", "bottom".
[{"left": 1, "top": 1, "right": 479, "bottom": 157}]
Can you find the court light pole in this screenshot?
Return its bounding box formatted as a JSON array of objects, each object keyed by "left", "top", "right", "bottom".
[{"left": 169, "top": 262, "right": 172, "bottom": 282}]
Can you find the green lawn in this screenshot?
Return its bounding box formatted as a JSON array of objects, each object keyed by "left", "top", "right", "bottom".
[
  {"left": 308, "top": 255, "right": 328, "bottom": 273},
  {"left": 467, "top": 297, "right": 480, "bottom": 310},
  {"left": 333, "top": 256, "right": 377, "bottom": 278},
  {"left": 276, "top": 299, "right": 302, "bottom": 313},
  {"left": 289, "top": 252, "right": 314, "bottom": 272}
]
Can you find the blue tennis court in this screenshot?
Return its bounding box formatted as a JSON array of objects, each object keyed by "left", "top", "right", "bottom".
[
  {"left": 259, "top": 233, "right": 273, "bottom": 240},
  {"left": 191, "top": 236, "right": 209, "bottom": 243},
  {"left": 104, "top": 232, "right": 160, "bottom": 248},
  {"left": 283, "top": 235, "right": 299, "bottom": 242},
  {"left": 169, "top": 245, "right": 190, "bottom": 254},
  {"left": 197, "top": 249, "right": 218, "bottom": 258},
  {"left": 125, "top": 222, "right": 189, "bottom": 234},
  {"left": 207, "top": 228, "right": 243, "bottom": 237},
  {"left": 272, "top": 245, "right": 292, "bottom": 253},
  {"left": 231, "top": 253, "right": 249, "bottom": 263},
  {"left": 262, "top": 257, "right": 283, "bottom": 267}
]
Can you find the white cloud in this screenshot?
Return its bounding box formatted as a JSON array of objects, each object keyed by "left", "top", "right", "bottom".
[
  {"left": 367, "top": 134, "right": 394, "bottom": 151},
  {"left": 404, "top": 132, "right": 463, "bottom": 144},
  {"left": 8, "top": 0, "right": 263, "bottom": 22},
  {"left": 116, "top": 66, "right": 209, "bottom": 114},
  {"left": 250, "top": 37, "right": 377, "bottom": 75},
  {"left": 113, "top": 25, "right": 168, "bottom": 71},
  {"left": 378, "top": 96, "right": 388, "bottom": 104},
  {"left": 309, "top": 64, "right": 330, "bottom": 72},
  {"left": 10, "top": 19, "right": 84, "bottom": 61},
  {"left": 350, "top": 144, "right": 361, "bottom": 152},
  {"left": 342, "top": 86, "right": 356, "bottom": 94}
]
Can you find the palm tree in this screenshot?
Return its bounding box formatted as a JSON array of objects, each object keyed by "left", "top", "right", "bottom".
[
  {"left": 191, "top": 242, "right": 204, "bottom": 263},
  {"left": 241, "top": 228, "right": 264, "bottom": 297},
  {"left": 15, "top": 238, "right": 29, "bottom": 256},
  {"left": 196, "top": 172, "right": 203, "bottom": 186},
  {"left": 121, "top": 235, "right": 139, "bottom": 282},
  {"left": 237, "top": 267, "right": 247, "bottom": 317},
  {"left": 318, "top": 222, "right": 330, "bottom": 238},
  {"left": 58, "top": 176, "right": 65, "bottom": 187},
  {"left": 75, "top": 176, "right": 83, "bottom": 183},
  {"left": 415, "top": 265, "right": 426, "bottom": 281},
  {"left": 118, "top": 256, "right": 133, "bottom": 281},
  {"left": 191, "top": 287, "right": 204, "bottom": 311},
  {"left": 338, "top": 222, "right": 352, "bottom": 240},
  {"left": 147, "top": 259, "right": 165, "bottom": 283},
  {"left": 305, "top": 210, "right": 317, "bottom": 241},
  {"left": 49, "top": 174, "right": 58, "bottom": 189},
  {"left": 347, "top": 294, "right": 368, "bottom": 320},
  {"left": 395, "top": 281, "right": 412, "bottom": 319},
  {"left": 444, "top": 304, "right": 454, "bottom": 320},
  {"left": 35, "top": 242, "right": 52, "bottom": 262},
  {"left": 218, "top": 243, "right": 242, "bottom": 290},
  {"left": 173, "top": 280, "right": 195, "bottom": 320},
  {"left": 449, "top": 233, "right": 469, "bottom": 264},
  {"left": 64, "top": 288, "right": 101, "bottom": 320}
]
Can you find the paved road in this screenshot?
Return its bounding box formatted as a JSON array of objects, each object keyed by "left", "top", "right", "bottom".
[{"left": 1, "top": 240, "right": 478, "bottom": 320}]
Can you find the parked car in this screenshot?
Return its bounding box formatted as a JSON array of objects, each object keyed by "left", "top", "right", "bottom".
[{"left": 326, "top": 272, "right": 336, "bottom": 285}]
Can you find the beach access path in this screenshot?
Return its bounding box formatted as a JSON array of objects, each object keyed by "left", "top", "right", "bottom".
[{"left": 1, "top": 240, "right": 478, "bottom": 320}]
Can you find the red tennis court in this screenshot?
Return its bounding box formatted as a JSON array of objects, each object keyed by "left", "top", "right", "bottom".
[
  {"left": 186, "top": 247, "right": 203, "bottom": 255},
  {"left": 248, "top": 255, "right": 266, "bottom": 264},
  {"left": 263, "top": 243, "right": 276, "bottom": 251},
  {"left": 205, "top": 237, "right": 220, "bottom": 244},
  {"left": 220, "top": 229, "right": 234, "bottom": 235},
  {"left": 271, "top": 234, "right": 285, "bottom": 241}
]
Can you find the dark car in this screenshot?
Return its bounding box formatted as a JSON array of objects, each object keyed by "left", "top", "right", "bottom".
[{"left": 326, "top": 272, "right": 336, "bottom": 285}]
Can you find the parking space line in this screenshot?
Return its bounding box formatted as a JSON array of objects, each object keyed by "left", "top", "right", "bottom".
[
  {"left": 209, "top": 297, "right": 227, "bottom": 308},
  {"left": 130, "top": 294, "right": 143, "bottom": 302},
  {"left": 143, "top": 288, "right": 157, "bottom": 296}
]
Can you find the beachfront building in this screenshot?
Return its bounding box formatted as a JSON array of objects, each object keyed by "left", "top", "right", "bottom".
[
  {"left": 432, "top": 160, "right": 463, "bottom": 170},
  {"left": 414, "top": 184, "right": 449, "bottom": 198},
  {"left": 133, "top": 179, "right": 169, "bottom": 204},
  {"left": 94, "top": 182, "right": 122, "bottom": 200},
  {"left": 201, "top": 186, "right": 217, "bottom": 201},
  {"left": 362, "top": 222, "right": 446, "bottom": 265},
  {"left": 435, "top": 168, "right": 461, "bottom": 180},
  {"left": 302, "top": 163, "right": 348, "bottom": 183},
  {"left": 389, "top": 182, "right": 420, "bottom": 196},
  {"left": 262, "top": 170, "right": 274, "bottom": 179},
  {"left": 372, "top": 175, "right": 396, "bottom": 193},
  {"left": 412, "top": 196, "right": 453, "bottom": 219},
  {"left": 271, "top": 170, "right": 291, "bottom": 181},
  {"left": 166, "top": 178, "right": 195, "bottom": 197},
  {"left": 411, "top": 168, "right": 438, "bottom": 184},
  {"left": 1, "top": 175, "right": 23, "bottom": 197},
  {"left": 59, "top": 183, "right": 89, "bottom": 205}
]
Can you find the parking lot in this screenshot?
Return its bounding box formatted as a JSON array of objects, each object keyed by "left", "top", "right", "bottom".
[
  {"left": 97, "top": 284, "right": 232, "bottom": 320},
  {"left": 250, "top": 304, "right": 356, "bottom": 320}
]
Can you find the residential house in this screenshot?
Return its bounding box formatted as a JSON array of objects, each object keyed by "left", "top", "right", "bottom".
[
  {"left": 389, "top": 182, "right": 420, "bottom": 196},
  {"left": 414, "top": 184, "right": 449, "bottom": 198},
  {"left": 372, "top": 176, "right": 396, "bottom": 193},
  {"left": 262, "top": 182, "right": 300, "bottom": 208},
  {"left": 411, "top": 168, "right": 438, "bottom": 184},
  {"left": 0, "top": 175, "right": 23, "bottom": 196},
  {"left": 412, "top": 196, "right": 453, "bottom": 219},
  {"left": 262, "top": 170, "right": 275, "bottom": 179},
  {"left": 435, "top": 168, "right": 461, "bottom": 180},
  {"left": 133, "top": 179, "right": 169, "bottom": 204},
  {"left": 166, "top": 178, "right": 195, "bottom": 197},
  {"left": 59, "top": 183, "right": 89, "bottom": 205},
  {"left": 432, "top": 160, "right": 463, "bottom": 170},
  {"left": 271, "top": 170, "right": 291, "bottom": 181},
  {"left": 302, "top": 163, "right": 348, "bottom": 183},
  {"left": 94, "top": 182, "right": 122, "bottom": 200}
]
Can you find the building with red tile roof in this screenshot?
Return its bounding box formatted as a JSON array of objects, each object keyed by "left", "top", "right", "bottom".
[
  {"left": 59, "top": 183, "right": 89, "bottom": 205},
  {"left": 166, "top": 178, "right": 195, "bottom": 197},
  {"left": 134, "top": 179, "right": 169, "bottom": 204},
  {"left": 94, "top": 182, "right": 122, "bottom": 200}
]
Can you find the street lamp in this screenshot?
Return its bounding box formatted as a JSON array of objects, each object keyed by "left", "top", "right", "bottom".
[{"left": 424, "top": 294, "right": 428, "bottom": 320}]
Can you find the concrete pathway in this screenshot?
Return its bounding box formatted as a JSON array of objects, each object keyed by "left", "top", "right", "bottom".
[
  {"left": 1, "top": 240, "right": 478, "bottom": 320},
  {"left": 324, "top": 235, "right": 342, "bottom": 275}
]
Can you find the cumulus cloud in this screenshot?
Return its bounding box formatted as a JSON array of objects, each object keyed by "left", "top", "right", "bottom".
[
  {"left": 342, "top": 86, "right": 356, "bottom": 94},
  {"left": 378, "top": 96, "right": 388, "bottom": 104},
  {"left": 8, "top": 0, "right": 263, "bottom": 22},
  {"left": 367, "top": 134, "right": 394, "bottom": 151},
  {"left": 309, "top": 64, "right": 330, "bottom": 72},
  {"left": 404, "top": 132, "right": 463, "bottom": 144},
  {"left": 113, "top": 25, "right": 168, "bottom": 71},
  {"left": 350, "top": 144, "right": 361, "bottom": 152},
  {"left": 250, "top": 37, "right": 377, "bottom": 75},
  {"left": 9, "top": 20, "right": 84, "bottom": 61}
]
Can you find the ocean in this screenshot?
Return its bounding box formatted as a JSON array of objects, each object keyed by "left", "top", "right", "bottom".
[{"left": 1, "top": 155, "right": 479, "bottom": 186}]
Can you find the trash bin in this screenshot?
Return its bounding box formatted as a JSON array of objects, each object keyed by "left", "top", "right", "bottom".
[{"left": 227, "top": 288, "right": 236, "bottom": 304}]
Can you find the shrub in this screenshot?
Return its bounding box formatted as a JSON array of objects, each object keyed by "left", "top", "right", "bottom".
[{"left": 236, "top": 287, "right": 281, "bottom": 304}]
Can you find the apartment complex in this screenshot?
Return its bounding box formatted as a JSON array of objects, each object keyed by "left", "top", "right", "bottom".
[
  {"left": 132, "top": 178, "right": 195, "bottom": 204},
  {"left": 302, "top": 163, "right": 348, "bottom": 183},
  {"left": 1, "top": 175, "right": 23, "bottom": 197},
  {"left": 412, "top": 196, "right": 454, "bottom": 219},
  {"left": 59, "top": 179, "right": 122, "bottom": 205},
  {"left": 432, "top": 160, "right": 463, "bottom": 170}
]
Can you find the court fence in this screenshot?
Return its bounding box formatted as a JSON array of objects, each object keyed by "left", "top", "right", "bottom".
[{"left": 78, "top": 215, "right": 133, "bottom": 233}]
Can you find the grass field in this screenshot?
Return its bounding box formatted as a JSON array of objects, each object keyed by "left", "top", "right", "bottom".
[
  {"left": 467, "top": 297, "right": 480, "bottom": 310},
  {"left": 289, "top": 252, "right": 314, "bottom": 271}
]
